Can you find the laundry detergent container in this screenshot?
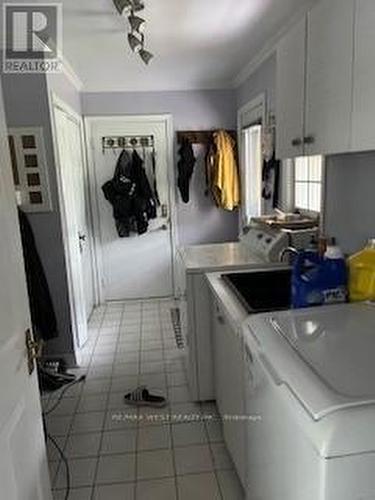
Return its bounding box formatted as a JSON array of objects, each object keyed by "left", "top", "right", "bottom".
[
  {"left": 348, "top": 239, "right": 375, "bottom": 302},
  {"left": 292, "top": 250, "right": 347, "bottom": 309}
]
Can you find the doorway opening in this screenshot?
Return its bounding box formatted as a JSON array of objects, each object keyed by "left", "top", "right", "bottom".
[{"left": 85, "top": 115, "right": 177, "bottom": 303}]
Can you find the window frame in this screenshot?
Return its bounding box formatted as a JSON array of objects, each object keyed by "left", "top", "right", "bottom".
[{"left": 293, "top": 155, "right": 326, "bottom": 219}]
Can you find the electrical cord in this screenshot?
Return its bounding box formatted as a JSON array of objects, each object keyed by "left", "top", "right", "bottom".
[
  {"left": 47, "top": 433, "right": 70, "bottom": 500},
  {"left": 43, "top": 375, "right": 86, "bottom": 416},
  {"left": 43, "top": 374, "right": 86, "bottom": 500}
]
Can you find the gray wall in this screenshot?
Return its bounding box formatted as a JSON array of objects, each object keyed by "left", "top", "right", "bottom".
[
  {"left": 325, "top": 152, "right": 375, "bottom": 255},
  {"left": 82, "top": 89, "right": 239, "bottom": 245},
  {"left": 2, "top": 72, "right": 76, "bottom": 361}
]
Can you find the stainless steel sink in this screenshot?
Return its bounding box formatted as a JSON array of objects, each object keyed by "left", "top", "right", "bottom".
[{"left": 222, "top": 269, "right": 291, "bottom": 313}]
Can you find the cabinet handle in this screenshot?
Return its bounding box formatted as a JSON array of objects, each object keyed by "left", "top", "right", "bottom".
[
  {"left": 291, "top": 138, "right": 302, "bottom": 147},
  {"left": 304, "top": 135, "right": 315, "bottom": 145}
]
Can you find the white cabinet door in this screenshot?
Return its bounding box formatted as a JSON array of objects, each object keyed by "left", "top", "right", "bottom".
[
  {"left": 352, "top": 0, "right": 375, "bottom": 151},
  {"left": 276, "top": 17, "right": 306, "bottom": 159},
  {"left": 305, "top": 0, "right": 355, "bottom": 155},
  {"left": 212, "top": 300, "right": 246, "bottom": 487}
]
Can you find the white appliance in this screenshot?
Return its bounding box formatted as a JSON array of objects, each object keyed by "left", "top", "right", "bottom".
[
  {"left": 243, "top": 303, "right": 375, "bottom": 500},
  {"left": 178, "top": 224, "right": 316, "bottom": 401}
]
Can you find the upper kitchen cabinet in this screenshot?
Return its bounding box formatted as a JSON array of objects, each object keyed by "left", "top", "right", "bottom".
[
  {"left": 304, "top": 0, "right": 355, "bottom": 156},
  {"left": 276, "top": 18, "right": 306, "bottom": 160},
  {"left": 351, "top": 0, "right": 375, "bottom": 151}
]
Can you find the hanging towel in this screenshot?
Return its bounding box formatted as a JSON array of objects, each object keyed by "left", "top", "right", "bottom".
[
  {"left": 177, "top": 138, "right": 196, "bottom": 203},
  {"left": 211, "top": 130, "right": 240, "bottom": 211}
]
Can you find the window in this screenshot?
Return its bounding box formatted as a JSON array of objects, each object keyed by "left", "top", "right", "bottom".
[
  {"left": 294, "top": 155, "right": 324, "bottom": 213},
  {"left": 241, "top": 124, "right": 263, "bottom": 226}
]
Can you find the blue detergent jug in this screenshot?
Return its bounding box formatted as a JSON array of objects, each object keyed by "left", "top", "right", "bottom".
[{"left": 292, "top": 248, "right": 347, "bottom": 309}]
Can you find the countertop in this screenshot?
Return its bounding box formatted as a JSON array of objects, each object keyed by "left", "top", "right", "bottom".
[{"left": 179, "top": 242, "right": 264, "bottom": 273}]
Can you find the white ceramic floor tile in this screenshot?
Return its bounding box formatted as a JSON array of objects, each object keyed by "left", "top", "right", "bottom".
[
  {"left": 177, "top": 473, "right": 221, "bottom": 500},
  {"left": 45, "top": 415, "right": 72, "bottom": 437},
  {"left": 77, "top": 394, "right": 108, "bottom": 413},
  {"left": 100, "top": 428, "right": 137, "bottom": 454},
  {"left": 45, "top": 397, "right": 78, "bottom": 417},
  {"left": 64, "top": 432, "right": 101, "bottom": 458},
  {"left": 137, "top": 425, "right": 171, "bottom": 451},
  {"left": 139, "top": 361, "right": 165, "bottom": 374},
  {"left": 82, "top": 379, "right": 112, "bottom": 395},
  {"left": 174, "top": 444, "right": 214, "bottom": 475},
  {"left": 205, "top": 421, "right": 224, "bottom": 443},
  {"left": 136, "top": 477, "right": 176, "bottom": 500},
  {"left": 166, "top": 371, "right": 187, "bottom": 387},
  {"left": 70, "top": 411, "right": 105, "bottom": 434},
  {"left": 55, "top": 457, "right": 97, "bottom": 489},
  {"left": 140, "top": 349, "right": 164, "bottom": 362},
  {"left": 96, "top": 453, "right": 136, "bottom": 484},
  {"left": 93, "top": 482, "right": 135, "bottom": 500},
  {"left": 113, "top": 362, "right": 139, "bottom": 376},
  {"left": 211, "top": 442, "right": 234, "bottom": 470},
  {"left": 136, "top": 449, "right": 174, "bottom": 480},
  {"left": 168, "top": 385, "right": 191, "bottom": 403},
  {"left": 171, "top": 422, "right": 207, "bottom": 447},
  {"left": 110, "top": 375, "right": 139, "bottom": 394},
  {"left": 53, "top": 487, "right": 92, "bottom": 500},
  {"left": 217, "top": 469, "right": 245, "bottom": 500},
  {"left": 47, "top": 436, "right": 66, "bottom": 462}
]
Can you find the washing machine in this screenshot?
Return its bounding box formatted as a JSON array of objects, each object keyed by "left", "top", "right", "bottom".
[{"left": 243, "top": 303, "right": 375, "bottom": 500}]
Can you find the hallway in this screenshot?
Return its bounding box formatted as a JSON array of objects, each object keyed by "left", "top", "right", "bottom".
[{"left": 43, "top": 299, "right": 244, "bottom": 499}]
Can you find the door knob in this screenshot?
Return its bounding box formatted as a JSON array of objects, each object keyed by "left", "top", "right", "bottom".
[{"left": 304, "top": 135, "right": 315, "bottom": 145}]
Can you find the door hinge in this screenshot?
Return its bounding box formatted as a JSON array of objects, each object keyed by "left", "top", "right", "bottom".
[{"left": 25, "top": 329, "right": 42, "bottom": 375}]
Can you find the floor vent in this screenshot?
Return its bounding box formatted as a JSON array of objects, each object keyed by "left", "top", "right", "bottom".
[{"left": 170, "top": 307, "right": 184, "bottom": 349}]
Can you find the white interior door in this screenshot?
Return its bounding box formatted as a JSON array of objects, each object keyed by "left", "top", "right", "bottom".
[
  {"left": 88, "top": 117, "right": 174, "bottom": 301},
  {"left": 52, "top": 103, "right": 90, "bottom": 348},
  {"left": 0, "top": 76, "right": 52, "bottom": 500}
]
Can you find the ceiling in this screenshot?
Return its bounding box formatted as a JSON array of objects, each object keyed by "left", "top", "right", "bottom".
[{"left": 59, "top": 0, "right": 315, "bottom": 92}]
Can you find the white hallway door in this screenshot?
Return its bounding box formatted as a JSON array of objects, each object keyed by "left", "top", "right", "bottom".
[
  {"left": 88, "top": 117, "right": 174, "bottom": 301},
  {"left": 52, "top": 101, "right": 93, "bottom": 348},
  {"left": 0, "top": 77, "right": 52, "bottom": 499}
]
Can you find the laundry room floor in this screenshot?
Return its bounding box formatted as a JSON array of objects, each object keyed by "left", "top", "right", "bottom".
[{"left": 43, "top": 299, "right": 244, "bottom": 500}]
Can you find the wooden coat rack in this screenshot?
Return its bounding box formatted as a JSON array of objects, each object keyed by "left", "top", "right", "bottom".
[{"left": 176, "top": 130, "right": 237, "bottom": 145}]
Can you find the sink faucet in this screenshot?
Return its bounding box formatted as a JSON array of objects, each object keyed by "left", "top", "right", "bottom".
[{"left": 279, "top": 246, "right": 299, "bottom": 263}]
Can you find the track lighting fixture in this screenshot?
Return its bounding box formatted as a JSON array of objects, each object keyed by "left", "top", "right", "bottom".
[
  {"left": 113, "top": 0, "right": 132, "bottom": 15},
  {"left": 132, "top": 0, "right": 145, "bottom": 12},
  {"left": 127, "top": 33, "right": 143, "bottom": 52},
  {"left": 113, "top": 0, "right": 153, "bottom": 65},
  {"left": 139, "top": 48, "right": 153, "bottom": 65},
  {"left": 128, "top": 14, "right": 145, "bottom": 33}
]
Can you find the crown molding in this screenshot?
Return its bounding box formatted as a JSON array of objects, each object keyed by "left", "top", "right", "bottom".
[
  {"left": 232, "top": 0, "right": 317, "bottom": 89},
  {"left": 61, "top": 56, "right": 84, "bottom": 91}
]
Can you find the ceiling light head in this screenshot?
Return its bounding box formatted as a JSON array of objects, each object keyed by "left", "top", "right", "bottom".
[
  {"left": 113, "top": 0, "right": 132, "bottom": 15},
  {"left": 128, "top": 14, "right": 146, "bottom": 33},
  {"left": 139, "top": 48, "right": 153, "bottom": 65},
  {"left": 132, "top": 0, "right": 145, "bottom": 12},
  {"left": 128, "top": 33, "right": 143, "bottom": 53}
]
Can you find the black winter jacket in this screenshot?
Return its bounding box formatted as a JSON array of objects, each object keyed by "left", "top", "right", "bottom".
[{"left": 102, "top": 150, "right": 157, "bottom": 237}]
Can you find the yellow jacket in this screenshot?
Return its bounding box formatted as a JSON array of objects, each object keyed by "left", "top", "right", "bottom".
[{"left": 211, "top": 130, "right": 240, "bottom": 211}]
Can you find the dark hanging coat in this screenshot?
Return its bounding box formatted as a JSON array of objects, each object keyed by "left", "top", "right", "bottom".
[
  {"left": 177, "top": 138, "right": 196, "bottom": 203},
  {"left": 102, "top": 150, "right": 157, "bottom": 237},
  {"left": 18, "top": 209, "right": 58, "bottom": 341}
]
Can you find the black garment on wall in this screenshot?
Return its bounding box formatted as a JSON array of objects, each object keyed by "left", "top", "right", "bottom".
[
  {"left": 262, "top": 154, "right": 281, "bottom": 209},
  {"left": 177, "top": 138, "right": 196, "bottom": 203},
  {"left": 102, "top": 149, "right": 157, "bottom": 237},
  {"left": 18, "top": 209, "right": 58, "bottom": 341}
]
